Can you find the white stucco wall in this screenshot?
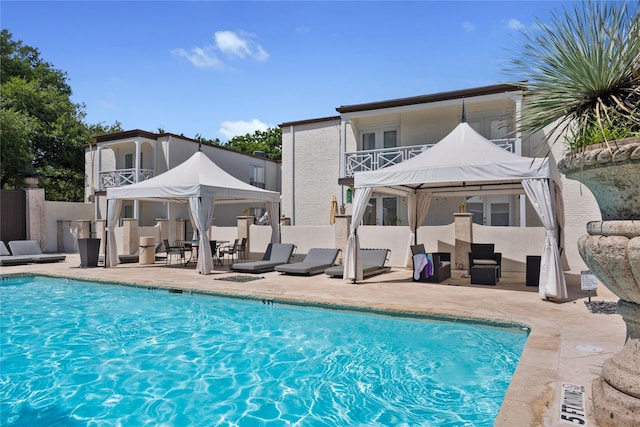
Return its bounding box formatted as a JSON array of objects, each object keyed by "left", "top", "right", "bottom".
[
  {"left": 44, "top": 201, "right": 94, "bottom": 253},
  {"left": 281, "top": 119, "right": 342, "bottom": 226}
]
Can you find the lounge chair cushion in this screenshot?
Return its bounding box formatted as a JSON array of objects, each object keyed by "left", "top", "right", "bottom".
[
  {"left": 231, "top": 243, "right": 296, "bottom": 273},
  {"left": 8, "top": 240, "right": 66, "bottom": 263},
  {"left": 118, "top": 250, "right": 140, "bottom": 264},
  {"left": 325, "top": 248, "right": 390, "bottom": 278},
  {"left": 1, "top": 241, "right": 10, "bottom": 256},
  {"left": 0, "top": 241, "right": 34, "bottom": 266},
  {"left": 275, "top": 248, "right": 340, "bottom": 275}
]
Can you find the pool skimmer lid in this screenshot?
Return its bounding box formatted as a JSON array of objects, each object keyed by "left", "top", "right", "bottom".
[{"left": 576, "top": 344, "right": 603, "bottom": 353}]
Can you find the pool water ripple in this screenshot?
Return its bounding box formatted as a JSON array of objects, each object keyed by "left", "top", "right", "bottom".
[{"left": 1, "top": 276, "right": 527, "bottom": 426}]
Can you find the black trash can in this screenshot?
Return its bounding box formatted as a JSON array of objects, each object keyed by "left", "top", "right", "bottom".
[
  {"left": 78, "top": 238, "right": 100, "bottom": 268},
  {"left": 526, "top": 255, "right": 541, "bottom": 287}
]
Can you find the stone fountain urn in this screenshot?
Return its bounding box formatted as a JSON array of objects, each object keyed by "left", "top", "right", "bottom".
[{"left": 558, "top": 138, "right": 640, "bottom": 426}]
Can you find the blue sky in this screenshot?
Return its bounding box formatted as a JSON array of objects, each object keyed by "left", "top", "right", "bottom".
[{"left": 3, "top": 1, "right": 569, "bottom": 141}]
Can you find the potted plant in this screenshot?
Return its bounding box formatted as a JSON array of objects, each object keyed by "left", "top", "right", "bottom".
[
  {"left": 339, "top": 203, "right": 346, "bottom": 215},
  {"left": 508, "top": 2, "right": 639, "bottom": 425},
  {"left": 241, "top": 207, "right": 249, "bottom": 216},
  {"left": 509, "top": 1, "right": 639, "bottom": 220}
]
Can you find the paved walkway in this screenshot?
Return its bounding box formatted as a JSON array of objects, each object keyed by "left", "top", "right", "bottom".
[{"left": 2, "top": 255, "right": 626, "bottom": 426}]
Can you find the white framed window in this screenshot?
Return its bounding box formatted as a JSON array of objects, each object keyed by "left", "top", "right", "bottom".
[
  {"left": 124, "top": 152, "right": 143, "bottom": 169},
  {"left": 359, "top": 127, "right": 399, "bottom": 151},
  {"left": 466, "top": 195, "right": 515, "bottom": 226},
  {"left": 123, "top": 203, "right": 134, "bottom": 220},
  {"left": 250, "top": 165, "right": 266, "bottom": 189},
  {"left": 363, "top": 195, "right": 398, "bottom": 226}
]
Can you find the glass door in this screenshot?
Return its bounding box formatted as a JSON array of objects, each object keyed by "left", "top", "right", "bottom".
[
  {"left": 363, "top": 196, "right": 398, "bottom": 225},
  {"left": 465, "top": 195, "right": 514, "bottom": 226}
]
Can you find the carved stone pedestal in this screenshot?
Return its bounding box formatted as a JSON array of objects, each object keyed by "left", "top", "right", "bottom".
[
  {"left": 578, "top": 223, "right": 640, "bottom": 426},
  {"left": 559, "top": 139, "right": 640, "bottom": 425}
]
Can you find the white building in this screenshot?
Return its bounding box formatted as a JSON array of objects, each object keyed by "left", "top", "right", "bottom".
[
  {"left": 279, "top": 83, "right": 601, "bottom": 272},
  {"left": 86, "top": 130, "right": 281, "bottom": 239},
  {"left": 81, "top": 83, "right": 602, "bottom": 273}
]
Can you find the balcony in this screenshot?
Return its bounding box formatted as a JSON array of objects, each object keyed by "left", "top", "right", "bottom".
[
  {"left": 99, "top": 169, "right": 154, "bottom": 190},
  {"left": 344, "top": 139, "right": 515, "bottom": 177}
]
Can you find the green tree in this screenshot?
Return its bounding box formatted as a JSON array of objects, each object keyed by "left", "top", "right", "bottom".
[
  {"left": 0, "top": 29, "right": 113, "bottom": 201},
  {"left": 224, "top": 127, "right": 282, "bottom": 160}
]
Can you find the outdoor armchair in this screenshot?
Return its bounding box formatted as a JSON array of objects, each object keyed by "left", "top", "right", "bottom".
[
  {"left": 468, "top": 243, "right": 502, "bottom": 278},
  {"left": 218, "top": 239, "right": 239, "bottom": 265},
  {"left": 410, "top": 244, "right": 451, "bottom": 283}
]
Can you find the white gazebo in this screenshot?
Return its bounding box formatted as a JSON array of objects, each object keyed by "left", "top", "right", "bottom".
[
  {"left": 346, "top": 122, "right": 567, "bottom": 300},
  {"left": 106, "top": 151, "right": 281, "bottom": 274}
]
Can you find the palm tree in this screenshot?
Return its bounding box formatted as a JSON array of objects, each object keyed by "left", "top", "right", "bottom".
[{"left": 507, "top": 0, "right": 640, "bottom": 150}]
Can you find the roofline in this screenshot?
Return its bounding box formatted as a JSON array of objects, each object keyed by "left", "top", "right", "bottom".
[
  {"left": 90, "top": 129, "right": 280, "bottom": 162},
  {"left": 279, "top": 115, "right": 341, "bottom": 128},
  {"left": 93, "top": 129, "right": 161, "bottom": 143},
  {"left": 336, "top": 82, "right": 525, "bottom": 114}
]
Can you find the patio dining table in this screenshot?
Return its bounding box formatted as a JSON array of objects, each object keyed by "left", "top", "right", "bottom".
[{"left": 181, "top": 240, "right": 229, "bottom": 268}]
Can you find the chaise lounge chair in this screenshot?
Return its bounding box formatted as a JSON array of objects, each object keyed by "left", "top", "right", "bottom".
[
  {"left": 230, "top": 243, "right": 296, "bottom": 274},
  {"left": 410, "top": 244, "right": 451, "bottom": 283},
  {"left": 275, "top": 248, "right": 341, "bottom": 276},
  {"left": 8, "top": 240, "right": 66, "bottom": 263},
  {"left": 0, "top": 241, "right": 34, "bottom": 266},
  {"left": 324, "top": 248, "right": 391, "bottom": 278}
]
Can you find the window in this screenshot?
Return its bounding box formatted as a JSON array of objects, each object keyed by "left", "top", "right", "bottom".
[
  {"left": 250, "top": 165, "right": 266, "bottom": 189},
  {"left": 124, "top": 153, "right": 133, "bottom": 169},
  {"left": 362, "top": 196, "right": 398, "bottom": 225},
  {"left": 383, "top": 130, "right": 397, "bottom": 148},
  {"left": 123, "top": 203, "right": 134, "bottom": 219},
  {"left": 359, "top": 127, "right": 399, "bottom": 151},
  {"left": 465, "top": 195, "right": 514, "bottom": 226},
  {"left": 383, "top": 197, "right": 399, "bottom": 225},
  {"left": 362, "top": 133, "right": 376, "bottom": 151},
  {"left": 124, "top": 152, "right": 143, "bottom": 169}
]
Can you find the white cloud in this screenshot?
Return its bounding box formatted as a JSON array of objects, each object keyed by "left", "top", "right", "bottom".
[
  {"left": 172, "top": 30, "right": 269, "bottom": 69},
  {"left": 463, "top": 22, "right": 475, "bottom": 32},
  {"left": 508, "top": 19, "right": 525, "bottom": 31},
  {"left": 171, "top": 47, "right": 224, "bottom": 69},
  {"left": 219, "top": 119, "right": 270, "bottom": 139},
  {"left": 214, "top": 30, "right": 269, "bottom": 61}
]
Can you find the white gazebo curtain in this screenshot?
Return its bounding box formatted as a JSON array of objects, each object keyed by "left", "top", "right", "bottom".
[
  {"left": 105, "top": 199, "right": 122, "bottom": 268},
  {"left": 188, "top": 197, "right": 214, "bottom": 275},
  {"left": 344, "top": 187, "right": 373, "bottom": 282},
  {"left": 405, "top": 192, "right": 433, "bottom": 266},
  {"left": 266, "top": 201, "right": 279, "bottom": 243},
  {"left": 554, "top": 182, "right": 570, "bottom": 270},
  {"left": 522, "top": 178, "right": 568, "bottom": 300}
]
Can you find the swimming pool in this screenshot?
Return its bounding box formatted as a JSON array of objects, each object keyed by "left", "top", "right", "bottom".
[{"left": 1, "top": 275, "right": 527, "bottom": 426}]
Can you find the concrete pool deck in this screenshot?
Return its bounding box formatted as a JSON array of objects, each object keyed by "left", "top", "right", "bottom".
[{"left": 2, "top": 254, "right": 626, "bottom": 426}]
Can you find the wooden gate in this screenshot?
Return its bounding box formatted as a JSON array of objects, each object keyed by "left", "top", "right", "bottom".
[{"left": 0, "top": 190, "right": 27, "bottom": 245}]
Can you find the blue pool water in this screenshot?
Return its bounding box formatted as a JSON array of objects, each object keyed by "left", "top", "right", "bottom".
[{"left": 1, "top": 276, "right": 527, "bottom": 426}]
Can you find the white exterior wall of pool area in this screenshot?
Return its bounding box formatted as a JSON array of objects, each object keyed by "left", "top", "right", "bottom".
[{"left": 26, "top": 193, "right": 590, "bottom": 275}]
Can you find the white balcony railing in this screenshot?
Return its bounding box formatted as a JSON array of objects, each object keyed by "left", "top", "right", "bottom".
[
  {"left": 99, "top": 168, "right": 154, "bottom": 190},
  {"left": 344, "top": 139, "right": 515, "bottom": 177}
]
